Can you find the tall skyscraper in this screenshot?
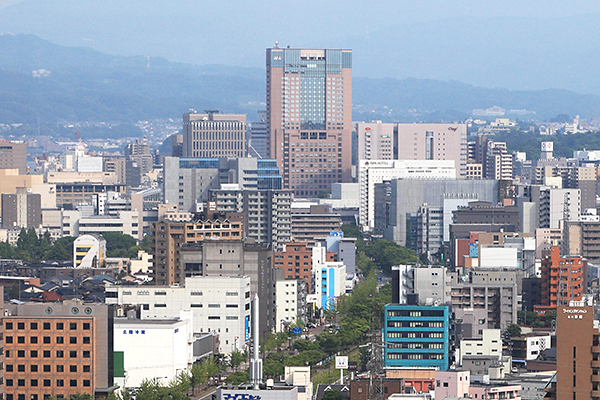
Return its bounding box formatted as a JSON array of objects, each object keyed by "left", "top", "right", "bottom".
[{"left": 266, "top": 47, "right": 352, "bottom": 197}]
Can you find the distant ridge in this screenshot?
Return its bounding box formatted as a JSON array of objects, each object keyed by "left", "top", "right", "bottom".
[{"left": 0, "top": 34, "right": 599, "bottom": 124}]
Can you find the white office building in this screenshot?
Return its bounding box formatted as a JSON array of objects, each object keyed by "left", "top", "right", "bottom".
[
  {"left": 106, "top": 276, "right": 251, "bottom": 354},
  {"left": 312, "top": 243, "right": 346, "bottom": 310},
  {"left": 114, "top": 310, "right": 194, "bottom": 388},
  {"left": 275, "top": 280, "right": 299, "bottom": 332},
  {"left": 359, "top": 160, "right": 456, "bottom": 229}
]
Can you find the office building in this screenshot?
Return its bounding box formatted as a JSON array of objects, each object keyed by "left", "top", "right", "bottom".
[
  {"left": 249, "top": 110, "right": 268, "bottom": 158},
  {"left": 164, "top": 157, "right": 282, "bottom": 212},
  {"left": 106, "top": 276, "right": 251, "bottom": 354},
  {"left": 312, "top": 242, "right": 346, "bottom": 310},
  {"left": 359, "top": 159, "right": 456, "bottom": 230},
  {"left": 0, "top": 140, "right": 27, "bottom": 174},
  {"left": 266, "top": 47, "right": 353, "bottom": 196},
  {"left": 384, "top": 179, "right": 499, "bottom": 247},
  {"left": 0, "top": 169, "right": 55, "bottom": 210},
  {"left": 103, "top": 157, "right": 126, "bottom": 184},
  {"left": 275, "top": 279, "right": 307, "bottom": 332},
  {"left": 383, "top": 304, "right": 451, "bottom": 370},
  {"left": 114, "top": 311, "right": 196, "bottom": 389},
  {"left": 458, "top": 329, "right": 502, "bottom": 364},
  {"left": 3, "top": 302, "right": 113, "bottom": 399},
  {"left": 291, "top": 204, "right": 341, "bottom": 243},
  {"left": 355, "top": 122, "right": 467, "bottom": 176},
  {"left": 1, "top": 187, "right": 41, "bottom": 229},
  {"left": 183, "top": 111, "right": 246, "bottom": 158},
  {"left": 485, "top": 141, "right": 513, "bottom": 180}
]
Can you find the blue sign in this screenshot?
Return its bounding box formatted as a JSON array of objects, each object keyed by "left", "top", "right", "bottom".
[
  {"left": 292, "top": 328, "right": 302, "bottom": 335},
  {"left": 330, "top": 232, "right": 344, "bottom": 237},
  {"left": 245, "top": 316, "right": 250, "bottom": 342},
  {"left": 469, "top": 243, "right": 479, "bottom": 258}
]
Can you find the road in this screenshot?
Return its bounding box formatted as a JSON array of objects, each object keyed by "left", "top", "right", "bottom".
[{"left": 196, "top": 388, "right": 216, "bottom": 400}]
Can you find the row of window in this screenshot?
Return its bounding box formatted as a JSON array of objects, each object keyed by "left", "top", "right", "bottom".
[
  {"left": 6, "top": 336, "right": 90, "bottom": 344},
  {"left": 7, "top": 364, "right": 90, "bottom": 373},
  {"left": 387, "top": 321, "right": 444, "bottom": 328},
  {"left": 387, "top": 332, "right": 445, "bottom": 339},
  {"left": 6, "top": 379, "right": 90, "bottom": 387},
  {"left": 6, "top": 350, "right": 90, "bottom": 358},
  {"left": 387, "top": 353, "right": 445, "bottom": 360},
  {"left": 5, "top": 322, "right": 90, "bottom": 330}
]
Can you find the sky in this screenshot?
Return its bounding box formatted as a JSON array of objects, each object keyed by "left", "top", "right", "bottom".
[{"left": 1, "top": 0, "right": 599, "bottom": 92}]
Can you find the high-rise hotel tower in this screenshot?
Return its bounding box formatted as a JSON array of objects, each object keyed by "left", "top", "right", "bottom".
[{"left": 266, "top": 48, "right": 352, "bottom": 197}]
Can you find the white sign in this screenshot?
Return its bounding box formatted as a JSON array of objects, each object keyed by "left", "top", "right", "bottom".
[{"left": 335, "top": 356, "right": 349, "bottom": 369}]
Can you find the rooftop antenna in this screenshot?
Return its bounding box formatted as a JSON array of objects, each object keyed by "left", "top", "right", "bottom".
[{"left": 275, "top": 41, "right": 279, "bottom": 49}]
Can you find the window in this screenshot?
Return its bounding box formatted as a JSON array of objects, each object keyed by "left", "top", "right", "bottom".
[
  {"left": 83, "top": 351, "right": 90, "bottom": 358},
  {"left": 30, "top": 350, "right": 38, "bottom": 358},
  {"left": 17, "top": 365, "right": 25, "bottom": 372},
  {"left": 83, "top": 322, "right": 90, "bottom": 330},
  {"left": 43, "top": 365, "right": 51, "bottom": 372},
  {"left": 69, "top": 323, "right": 77, "bottom": 330},
  {"left": 6, "top": 364, "right": 12, "bottom": 372},
  {"left": 31, "top": 379, "right": 38, "bottom": 387},
  {"left": 17, "top": 336, "right": 25, "bottom": 344},
  {"left": 70, "top": 380, "right": 77, "bottom": 387},
  {"left": 31, "top": 336, "right": 38, "bottom": 344},
  {"left": 6, "top": 379, "right": 12, "bottom": 387},
  {"left": 43, "top": 379, "right": 51, "bottom": 387},
  {"left": 83, "top": 337, "right": 90, "bottom": 344},
  {"left": 18, "top": 379, "right": 25, "bottom": 387},
  {"left": 5, "top": 336, "right": 12, "bottom": 344},
  {"left": 70, "top": 337, "right": 77, "bottom": 344},
  {"left": 56, "top": 379, "right": 64, "bottom": 387},
  {"left": 56, "top": 337, "right": 64, "bottom": 344},
  {"left": 83, "top": 380, "right": 91, "bottom": 387},
  {"left": 17, "top": 322, "right": 24, "bottom": 330},
  {"left": 69, "top": 351, "right": 77, "bottom": 358},
  {"left": 43, "top": 337, "right": 50, "bottom": 344},
  {"left": 31, "top": 365, "right": 38, "bottom": 372},
  {"left": 56, "top": 350, "right": 64, "bottom": 358},
  {"left": 43, "top": 351, "right": 50, "bottom": 358},
  {"left": 70, "top": 366, "right": 77, "bottom": 373},
  {"left": 17, "top": 350, "right": 25, "bottom": 358},
  {"left": 56, "top": 322, "right": 63, "bottom": 330},
  {"left": 83, "top": 365, "right": 91, "bottom": 372},
  {"left": 56, "top": 365, "right": 64, "bottom": 372},
  {"left": 43, "top": 322, "right": 50, "bottom": 330}
]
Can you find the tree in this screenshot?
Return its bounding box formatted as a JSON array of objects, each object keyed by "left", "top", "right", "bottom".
[
  {"left": 102, "top": 232, "right": 137, "bottom": 257},
  {"left": 227, "top": 371, "right": 250, "bottom": 385},
  {"left": 506, "top": 324, "right": 521, "bottom": 337},
  {"left": 229, "top": 350, "right": 245, "bottom": 372}
]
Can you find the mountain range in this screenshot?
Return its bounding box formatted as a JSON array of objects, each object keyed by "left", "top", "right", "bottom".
[{"left": 1, "top": 33, "right": 600, "bottom": 125}]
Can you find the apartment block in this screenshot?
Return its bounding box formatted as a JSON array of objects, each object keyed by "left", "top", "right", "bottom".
[
  {"left": 211, "top": 187, "right": 291, "bottom": 252},
  {"left": 0, "top": 140, "right": 27, "bottom": 175},
  {"left": 540, "top": 246, "right": 586, "bottom": 308},
  {"left": 291, "top": 204, "right": 341, "bottom": 243},
  {"left": 1, "top": 188, "right": 41, "bottom": 229}
]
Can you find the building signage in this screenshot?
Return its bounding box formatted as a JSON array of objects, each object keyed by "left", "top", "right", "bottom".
[
  {"left": 223, "top": 394, "right": 262, "bottom": 400},
  {"left": 335, "top": 356, "right": 349, "bottom": 369},
  {"left": 245, "top": 316, "right": 250, "bottom": 342}
]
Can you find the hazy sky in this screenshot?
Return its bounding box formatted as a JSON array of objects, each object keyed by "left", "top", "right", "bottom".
[{"left": 1, "top": 0, "right": 600, "bottom": 92}]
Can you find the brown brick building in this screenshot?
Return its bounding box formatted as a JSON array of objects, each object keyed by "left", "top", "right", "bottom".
[
  {"left": 3, "top": 302, "right": 114, "bottom": 400},
  {"left": 274, "top": 242, "right": 313, "bottom": 291}
]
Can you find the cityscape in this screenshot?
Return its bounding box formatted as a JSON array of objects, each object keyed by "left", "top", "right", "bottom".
[{"left": 2, "top": 3, "right": 600, "bottom": 400}]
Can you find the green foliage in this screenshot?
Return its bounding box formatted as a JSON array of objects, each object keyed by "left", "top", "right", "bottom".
[
  {"left": 103, "top": 232, "right": 138, "bottom": 257},
  {"left": 364, "top": 240, "right": 418, "bottom": 273},
  {"left": 517, "top": 310, "right": 556, "bottom": 328},
  {"left": 227, "top": 371, "right": 250, "bottom": 385},
  {"left": 506, "top": 324, "right": 522, "bottom": 337},
  {"left": 229, "top": 350, "right": 245, "bottom": 372},
  {"left": 311, "top": 368, "right": 340, "bottom": 392}
]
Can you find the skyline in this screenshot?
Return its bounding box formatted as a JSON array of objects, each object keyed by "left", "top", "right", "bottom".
[{"left": 1, "top": 1, "right": 600, "bottom": 94}]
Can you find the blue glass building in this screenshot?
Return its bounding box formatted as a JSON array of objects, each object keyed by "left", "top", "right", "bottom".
[{"left": 383, "top": 304, "right": 450, "bottom": 369}]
